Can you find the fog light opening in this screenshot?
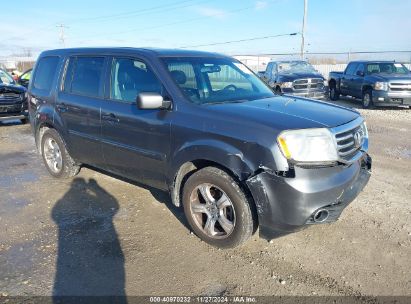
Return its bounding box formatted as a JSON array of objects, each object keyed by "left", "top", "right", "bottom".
[{"left": 313, "top": 209, "right": 329, "bottom": 223}]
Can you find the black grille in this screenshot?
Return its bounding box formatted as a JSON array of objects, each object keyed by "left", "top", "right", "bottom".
[
  {"left": 335, "top": 125, "right": 363, "bottom": 160},
  {"left": 0, "top": 92, "right": 22, "bottom": 101}
]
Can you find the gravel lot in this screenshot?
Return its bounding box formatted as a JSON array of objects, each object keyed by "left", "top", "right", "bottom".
[{"left": 0, "top": 98, "right": 410, "bottom": 300}]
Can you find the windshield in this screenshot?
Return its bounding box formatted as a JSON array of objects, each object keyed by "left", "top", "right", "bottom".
[
  {"left": 0, "top": 69, "right": 15, "bottom": 85},
  {"left": 163, "top": 57, "right": 274, "bottom": 104},
  {"left": 278, "top": 61, "right": 317, "bottom": 74},
  {"left": 366, "top": 63, "right": 409, "bottom": 75}
]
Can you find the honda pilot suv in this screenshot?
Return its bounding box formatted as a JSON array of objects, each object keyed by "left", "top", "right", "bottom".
[{"left": 28, "top": 48, "right": 371, "bottom": 248}]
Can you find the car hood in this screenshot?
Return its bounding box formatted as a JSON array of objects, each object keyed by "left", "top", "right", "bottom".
[
  {"left": 278, "top": 72, "right": 324, "bottom": 82},
  {"left": 366, "top": 73, "right": 411, "bottom": 82},
  {"left": 206, "top": 96, "right": 359, "bottom": 130},
  {"left": 0, "top": 83, "right": 26, "bottom": 94}
]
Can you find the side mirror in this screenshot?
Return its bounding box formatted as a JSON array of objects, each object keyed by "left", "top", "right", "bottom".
[
  {"left": 137, "top": 92, "right": 171, "bottom": 110},
  {"left": 356, "top": 71, "right": 364, "bottom": 77}
]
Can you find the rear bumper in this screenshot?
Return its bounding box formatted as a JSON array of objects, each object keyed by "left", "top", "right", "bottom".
[
  {"left": 246, "top": 153, "right": 372, "bottom": 240},
  {"left": 372, "top": 90, "right": 411, "bottom": 106}
]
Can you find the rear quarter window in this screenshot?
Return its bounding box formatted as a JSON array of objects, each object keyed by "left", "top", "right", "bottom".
[{"left": 33, "top": 56, "right": 60, "bottom": 92}]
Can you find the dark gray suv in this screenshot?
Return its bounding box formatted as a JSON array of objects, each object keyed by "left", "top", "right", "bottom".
[{"left": 28, "top": 48, "right": 371, "bottom": 248}]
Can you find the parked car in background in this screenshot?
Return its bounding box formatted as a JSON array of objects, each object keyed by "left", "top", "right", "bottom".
[
  {"left": 0, "top": 68, "right": 28, "bottom": 123},
  {"left": 329, "top": 61, "right": 411, "bottom": 108},
  {"left": 18, "top": 68, "right": 32, "bottom": 88},
  {"left": 261, "top": 60, "right": 328, "bottom": 99},
  {"left": 29, "top": 48, "right": 371, "bottom": 248}
]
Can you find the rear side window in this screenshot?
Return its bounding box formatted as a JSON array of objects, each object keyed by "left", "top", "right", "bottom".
[
  {"left": 33, "top": 56, "right": 59, "bottom": 92},
  {"left": 64, "top": 56, "right": 105, "bottom": 98}
]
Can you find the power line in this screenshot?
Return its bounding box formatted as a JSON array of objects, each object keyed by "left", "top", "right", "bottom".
[
  {"left": 76, "top": 4, "right": 253, "bottom": 41},
  {"left": 66, "top": 0, "right": 209, "bottom": 24},
  {"left": 3, "top": 0, "right": 207, "bottom": 42},
  {"left": 179, "top": 33, "right": 298, "bottom": 49},
  {"left": 233, "top": 50, "right": 411, "bottom": 56}
]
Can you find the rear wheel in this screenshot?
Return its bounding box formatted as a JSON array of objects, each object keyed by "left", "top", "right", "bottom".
[
  {"left": 41, "top": 128, "right": 80, "bottom": 178},
  {"left": 329, "top": 84, "right": 340, "bottom": 101},
  {"left": 362, "top": 90, "right": 374, "bottom": 109},
  {"left": 182, "top": 167, "right": 254, "bottom": 248},
  {"left": 20, "top": 118, "right": 28, "bottom": 124}
]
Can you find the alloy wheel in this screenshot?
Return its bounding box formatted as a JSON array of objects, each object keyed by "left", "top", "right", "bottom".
[
  {"left": 43, "top": 137, "right": 63, "bottom": 173},
  {"left": 189, "top": 183, "right": 236, "bottom": 239}
]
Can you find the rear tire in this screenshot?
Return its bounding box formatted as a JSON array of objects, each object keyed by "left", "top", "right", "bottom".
[
  {"left": 20, "top": 118, "right": 28, "bottom": 124},
  {"left": 329, "top": 84, "right": 340, "bottom": 101},
  {"left": 182, "top": 167, "right": 254, "bottom": 248},
  {"left": 362, "top": 90, "right": 374, "bottom": 109},
  {"left": 41, "top": 128, "right": 80, "bottom": 178}
]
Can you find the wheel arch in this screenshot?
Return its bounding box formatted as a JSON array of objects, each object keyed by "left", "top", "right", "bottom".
[
  {"left": 170, "top": 158, "right": 259, "bottom": 231},
  {"left": 362, "top": 84, "right": 373, "bottom": 93}
]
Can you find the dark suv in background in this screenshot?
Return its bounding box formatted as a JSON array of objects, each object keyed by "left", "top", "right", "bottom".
[
  {"left": 28, "top": 48, "right": 371, "bottom": 248},
  {"left": 0, "top": 68, "right": 28, "bottom": 123},
  {"left": 261, "top": 60, "right": 328, "bottom": 99}
]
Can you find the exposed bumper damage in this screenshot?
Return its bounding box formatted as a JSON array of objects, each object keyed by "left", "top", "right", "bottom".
[{"left": 246, "top": 153, "right": 372, "bottom": 240}]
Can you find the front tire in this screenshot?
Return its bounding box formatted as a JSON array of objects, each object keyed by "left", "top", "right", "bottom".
[
  {"left": 41, "top": 128, "right": 80, "bottom": 178},
  {"left": 182, "top": 167, "right": 254, "bottom": 248},
  {"left": 362, "top": 90, "right": 374, "bottom": 109}
]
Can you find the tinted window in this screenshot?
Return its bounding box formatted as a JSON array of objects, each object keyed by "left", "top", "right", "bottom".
[
  {"left": 163, "top": 57, "right": 274, "bottom": 105},
  {"left": 345, "top": 63, "right": 358, "bottom": 75},
  {"left": 366, "top": 63, "right": 409, "bottom": 75},
  {"left": 271, "top": 64, "right": 277, "bottom": 77},
  {"left": 266, "top": 62, "right": 273, "bottom": 76},
  {"left": 111, "top": 58, "right": 161, "bottom": 102},
  {"left": 355, "top": 63, "right": 364, "bottom": 75},
  {"left": 33, "top": 56, "right": 59, "bottom": 91},
  {"left": 66, "top": 57, "right": 104, "bottom": 97},
  {"left": 168, "top": 62, "right": 197, "bottom": 89}
]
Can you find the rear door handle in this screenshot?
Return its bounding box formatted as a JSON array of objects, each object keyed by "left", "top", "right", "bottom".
[{"left": 102, "top": 113, "right": 120, "bottom": 123}]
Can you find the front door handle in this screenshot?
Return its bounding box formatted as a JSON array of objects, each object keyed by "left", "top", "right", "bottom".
[
  {"left": 56, "top": 103, "right": 68, "bottom": 112},
  {"left": 102, "top": 113, "right": 120, "bottom": 123}
]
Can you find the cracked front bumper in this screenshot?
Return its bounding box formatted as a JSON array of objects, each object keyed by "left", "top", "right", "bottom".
[{"left": 246, "top": 153, "right": 372, "bottom": 240}]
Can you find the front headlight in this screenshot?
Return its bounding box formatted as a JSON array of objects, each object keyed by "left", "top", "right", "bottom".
[
  {"left": 280, "top": 82, "right": 293, "bottom": 88},
  {"left": 374, "top": 82, "right": 388, "bottom": 91},
  {"left": 277, "top": 128, "right": 338, "bottom": 163},
  {"left": 323, "top": 79, "right": 328, "bottom": 87}
]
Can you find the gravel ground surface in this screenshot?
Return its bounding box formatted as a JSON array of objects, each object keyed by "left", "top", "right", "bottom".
[{"left": 0, "top": 98, "right": 410, "bottom": 300}]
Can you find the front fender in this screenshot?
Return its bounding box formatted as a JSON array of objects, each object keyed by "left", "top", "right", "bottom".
[{"left": 169, "top": 139, "right": 256, "bottom": 182}]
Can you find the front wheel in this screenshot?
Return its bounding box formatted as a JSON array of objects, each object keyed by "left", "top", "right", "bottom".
[
  {"left": 41, "top": 128, "right": 80, "bottom": 178},
  {"left": 362, "top": 90, "right": 374, "bottom": 109},
  {"left": 182, "top": 167, "right": 254, "bottom": 248}
]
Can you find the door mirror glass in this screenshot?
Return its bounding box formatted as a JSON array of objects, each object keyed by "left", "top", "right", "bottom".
[{"left": 137, "top": 92, "right": 170, "bottom": 110}]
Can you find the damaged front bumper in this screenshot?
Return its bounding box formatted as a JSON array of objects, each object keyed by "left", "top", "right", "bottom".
[{"left": 246, "top": 153, "right": 372, "bottom": 240}]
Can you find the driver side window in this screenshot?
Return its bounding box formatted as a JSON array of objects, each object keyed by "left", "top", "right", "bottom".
[{"left": 110, "top": 58, "right": 162, "bottom": 103}]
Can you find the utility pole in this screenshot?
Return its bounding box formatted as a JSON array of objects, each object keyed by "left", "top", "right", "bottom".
[
  {"left": 300, "top": 0, "right": 307, "bottom": 60},
  {"left": 56, "top": 24, "right": 69, "bottom": 47}
]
